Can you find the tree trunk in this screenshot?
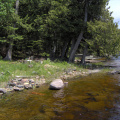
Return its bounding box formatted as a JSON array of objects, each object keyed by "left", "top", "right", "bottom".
[
  {"left": 53, "top": 43, "right": 56, "bottom": 58},
  {"left": 65, "top": 40, "right": 71, "bottom": 57},
  {"left": 61, "top": 40, "right": 70, "bottom": 60},
  {"left": 50, "top": 41, "right": 57, "bottom": 60},
  {"left": 68, "top": 31, "right": 84, "bottom": 63},
  {"left": 4, "top": 44, "right": 13, "bottom": 61},
  {"left": 61, "top": 41, "right": 68, "bottom": 60},
  {"left": 68, "top": 0, "right": 88, "bottom": 63},
  {"left": 4, "top": 0, "right": 19, "bottom": 61},
  {"left": 81, "top": 43, "right": 88, "bottom": 64},
  {"left": 69, "top": 38, "right": 76, "bottom": 62},
  {"left": 15, "top": 0, "right": 19, "bottom": 15}
]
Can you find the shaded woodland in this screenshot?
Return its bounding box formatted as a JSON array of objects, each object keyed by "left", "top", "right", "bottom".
[{"left": 0, "top": 0, "right": 120, "bottom": 63}]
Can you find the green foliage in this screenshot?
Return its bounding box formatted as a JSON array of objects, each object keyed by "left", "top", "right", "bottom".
[
  {"left": 87, "top": 4, "right": 120, "bottom": 58},
  {"left": 87, "top": 19, "right": 120, "bottom": 58},
  {"left": 0, "top": 0, "right": 118, "bottom": 60},
  {"left": 0, "top": 0, "right": 15, "bottom": 21}
]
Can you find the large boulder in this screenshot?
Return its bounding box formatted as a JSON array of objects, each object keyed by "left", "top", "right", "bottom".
[{"left": 49, "top": 79, "right": 64, "bottom": 90}]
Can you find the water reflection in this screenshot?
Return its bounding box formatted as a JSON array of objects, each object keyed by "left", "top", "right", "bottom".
[{"left": 53, "top": 89, "right": 65, "bottom": 98}]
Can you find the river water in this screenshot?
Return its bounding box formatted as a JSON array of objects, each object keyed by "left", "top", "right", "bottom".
[{"left": 0, "top": 58, "right": 120, "bottom": 120}]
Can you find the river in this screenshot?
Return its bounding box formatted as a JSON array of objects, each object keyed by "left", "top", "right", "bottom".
[{"left": 0, "top": 58, "right": 120, "bottom": 120}]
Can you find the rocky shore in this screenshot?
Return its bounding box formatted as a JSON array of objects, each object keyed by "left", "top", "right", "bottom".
[
  {"left": 0, "top": 68, "right": 119, "bottom": 98},
  {"left": 0, "top": 69, "right": 100, "bottom": 95},
  {"left": 0, "top": 76, "right": 46, "bottom": 97}
]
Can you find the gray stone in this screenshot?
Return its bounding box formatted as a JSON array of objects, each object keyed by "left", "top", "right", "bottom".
[
  {"left": 6, "top": 88, "right": 14, "bottom": 92},
  {"left": 17, "top": 79, "right": 22, "bottom": 81},
  {"left": 17, "top": 85, "right": 24, "bottom": 88},
  {"left": 11, "top": 79, "right": 18, "bottom": 82},
  {"left": 49, "top": 79, "right": 64, "bottom": 90},
  {"left": 17, "top": 81, "right": 22, "bottom": 85},
  {"left": 29, "top": 79, "right": 35, "bottom": 83},
  {"left": 0, "top": 88, "right": 7, "bottom": 94},
  {"left": 14, "top": 87, "right": 24, "bottom": 91},
  {"left": 8, "top": 82, "right": 16, "bottom": 87},
  {"left": 24, "top": 84, "right": 33, "bottom": 89}
]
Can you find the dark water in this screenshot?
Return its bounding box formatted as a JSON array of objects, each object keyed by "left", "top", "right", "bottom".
[{"left": 0, "top": 73, "right": 120, "bottom": 120}]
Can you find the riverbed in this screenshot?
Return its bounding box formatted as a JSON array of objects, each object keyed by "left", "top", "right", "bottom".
[{"left": 0, "top": 72, "right": 120, "bottom": 120}]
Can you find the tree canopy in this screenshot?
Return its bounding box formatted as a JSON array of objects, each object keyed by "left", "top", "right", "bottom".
[{"left": 0, "top": 0, "right": 119, "bottom": 61}]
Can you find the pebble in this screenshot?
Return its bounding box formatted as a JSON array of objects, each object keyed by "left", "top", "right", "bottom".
[{"left": 0, "top": 77, "right": 46, "bottom": 95}]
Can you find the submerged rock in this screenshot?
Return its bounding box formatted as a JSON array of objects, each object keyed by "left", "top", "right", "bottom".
[
  {"left": 53, "top": 89, "right": 65, "bottom": 98},
  {"left": 64, "top": 82, "right": 68, "bottom": 87},
  {"left": 49, "top": 79, "right": 64, "bottom": 90}
]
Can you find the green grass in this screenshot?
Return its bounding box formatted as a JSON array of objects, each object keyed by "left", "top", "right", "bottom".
[
  {"left": 0, "top": 59, "right": 113, "bottom": 87},
  {"left": 0, "top": 59, "right": 83, "bottom": 84}
]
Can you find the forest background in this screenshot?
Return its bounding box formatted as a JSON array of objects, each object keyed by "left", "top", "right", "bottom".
[{"left": 0, "top": 0, "right": 120, "bottom": 63}]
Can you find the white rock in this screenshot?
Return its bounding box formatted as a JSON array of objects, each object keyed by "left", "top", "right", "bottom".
[{"left": 49, "top": 79, "right": 64, "bottom": 90}]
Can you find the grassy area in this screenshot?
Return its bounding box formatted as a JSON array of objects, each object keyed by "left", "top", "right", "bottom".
[
  {"left": 0, "top": 58, "right": 114, "bottom": 88},
  {"left": 0, "top": 59, "right": 85, "bottom": 84}
]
